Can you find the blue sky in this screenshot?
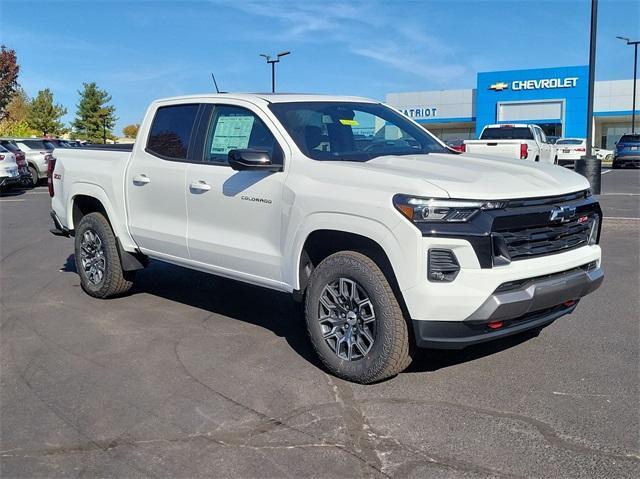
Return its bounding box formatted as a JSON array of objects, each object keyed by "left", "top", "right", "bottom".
[{"left": 2, "top": 0, "right": 639, "bottom": 134}]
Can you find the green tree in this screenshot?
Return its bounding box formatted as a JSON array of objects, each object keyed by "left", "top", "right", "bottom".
[
  {"left": 72, "top": 82, "right": 117, "bottom": 143},
  {"left": 0, "top": 45, "right": 20, "bottom": 120},
  {"left": 122, "top": 123, "right": 139, "bottom": 138},
  {"left": 5, "top": 87, "right": 30, "bottom": 122},
  {"left": 27, "top": 88, "right": 67, "bottom": 136}
]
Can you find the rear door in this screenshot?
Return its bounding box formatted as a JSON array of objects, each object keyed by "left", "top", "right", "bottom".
[
  {"left": 185, "top": 101, "right": 289, "bottom": 286},
  {"left": 126, "top": 103, "right": 201, "bottom": 259}
]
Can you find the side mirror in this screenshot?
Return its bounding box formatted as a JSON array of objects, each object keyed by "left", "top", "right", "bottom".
[{"left": 228, "top": 149, "right": 281, "bottom": 172}]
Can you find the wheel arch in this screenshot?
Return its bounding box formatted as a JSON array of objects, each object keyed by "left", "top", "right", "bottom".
[
  {"left": 288, "top": 213, "right": 416, "bottom": 309},
  {"left": 65, "top": 183, "right": 136, "bottom": 250}
]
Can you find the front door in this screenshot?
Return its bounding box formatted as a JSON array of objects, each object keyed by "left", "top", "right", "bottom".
[
  {"left": 185, "top": 102, "right": 288, "bottom": 285},
  {"left": 126, "top": 103, "right": 200, "bottom": 259}
]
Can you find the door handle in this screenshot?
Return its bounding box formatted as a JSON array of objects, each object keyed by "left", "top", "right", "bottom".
[
  {"left": 132, "top": 174, "right": 150, "bottom": 185},
  {"left": 189, "top": 180, "right": 211, "bottom": 193}
]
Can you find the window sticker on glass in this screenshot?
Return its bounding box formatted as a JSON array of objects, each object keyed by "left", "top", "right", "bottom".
[
  {"left": 211, "top": 115, "right": 255, "bottom": 155},
  {"left": 339, "top": 119, "right": 359, "bottom": 126}
]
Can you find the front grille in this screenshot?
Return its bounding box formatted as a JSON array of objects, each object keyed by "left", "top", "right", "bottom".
[{"left": 494, "top": 215, "right": 595, "bottom": 261}]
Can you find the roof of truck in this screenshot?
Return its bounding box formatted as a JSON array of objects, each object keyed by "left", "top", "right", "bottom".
[{"left": 154, "top": 93, "right": 379, "bottom": 104}]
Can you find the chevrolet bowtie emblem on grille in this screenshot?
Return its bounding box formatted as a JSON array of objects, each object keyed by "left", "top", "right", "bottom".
[
  {"left": 489, "top": 82, "right": 509, "bottom": 91},
  {"left": 549, "top": 205, "right": 576, "bottom": 223}
]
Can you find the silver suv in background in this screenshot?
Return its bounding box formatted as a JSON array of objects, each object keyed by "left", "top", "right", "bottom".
[{"left": 10, "top": 138, "right": 55, "bottom": 186}]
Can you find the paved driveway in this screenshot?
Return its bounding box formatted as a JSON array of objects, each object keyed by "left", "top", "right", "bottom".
[{"left": 1, "top": 172, "right": 638, "bottom": 478}]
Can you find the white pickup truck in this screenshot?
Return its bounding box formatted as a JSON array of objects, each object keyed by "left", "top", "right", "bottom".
[
  {"left": 50, "top": 94, "right": 603, "bottom": 383},
  {"left": 464, "top": 124, "right": 557, "bottom": 164}
]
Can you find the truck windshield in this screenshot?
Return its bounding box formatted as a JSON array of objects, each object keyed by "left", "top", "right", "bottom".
[
  {"left": 268, "top": 101, "right": 450, "bottom": 161},
  {"left": 480, "top": 127, "right": 534, "bottom": 140}
]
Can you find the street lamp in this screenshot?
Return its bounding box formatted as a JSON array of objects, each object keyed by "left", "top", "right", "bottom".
[
  {"left": 616, "top": 36, "right": 639, "bottom": 133},
  {"left": 260, "top": 51, "right": 291, "bottom": 93},
  {"left": 575, "top": 0, "right": 601, "bottom": 194}
]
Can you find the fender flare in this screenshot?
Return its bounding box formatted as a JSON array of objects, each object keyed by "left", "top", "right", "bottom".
[
  {"left": 285, "top": 212, "right": 416, "bottom": 292},
  {"left": 66, "top": 182, "right": 137, "bottom": 251}
]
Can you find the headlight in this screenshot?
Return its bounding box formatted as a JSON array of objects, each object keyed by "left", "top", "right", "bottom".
[{"left": 393, "top": 194, "right": 505, "bottom": 223}]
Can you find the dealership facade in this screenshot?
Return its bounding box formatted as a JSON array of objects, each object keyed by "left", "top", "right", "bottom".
[{"left": 387, "top": 66, "right": 639, "bottom": 148}]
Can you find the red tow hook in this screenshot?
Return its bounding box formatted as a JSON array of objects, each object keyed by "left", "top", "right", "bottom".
[{"left": 563, "top": 300, "right": 577, "bottom": 307}]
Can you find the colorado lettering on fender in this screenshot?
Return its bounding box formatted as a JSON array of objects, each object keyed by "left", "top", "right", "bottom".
[
  {"left": 512, "top": 77, "right": 578, "bottom": 91},
  {"left": 241, "top": 195, "right": 272, "bottom": 204}
]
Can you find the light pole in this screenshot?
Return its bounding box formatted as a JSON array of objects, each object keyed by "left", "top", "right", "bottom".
[
  {"left": 616, "top": 36, "right": 639, "bottom": 133},
  {"left": 260, "top": 51, "right": 291, "bottom": 93},
  {"left": 575, "top": 0, "right": 601, "bottom": 194}
]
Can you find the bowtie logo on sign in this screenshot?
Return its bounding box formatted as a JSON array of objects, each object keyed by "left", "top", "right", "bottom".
[
  {"left": 490, "top": 77, "right": 579, "bottom": 91},
  {"left": 489, "top": 82, "right": 509, "bottom": 91}
]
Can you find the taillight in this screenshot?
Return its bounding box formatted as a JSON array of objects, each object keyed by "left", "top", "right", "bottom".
[
  {"left": 0, "top": 154, "right": 4, "bottom": 161},
  {"left": 459, "top": 143, "right": 466, "bottom": 153},
  {"left": 520, "top": 143, "right": 528, "bottom": 159},
  {"left": 47, "top": 155, "right": 57, "bottom": 197}
]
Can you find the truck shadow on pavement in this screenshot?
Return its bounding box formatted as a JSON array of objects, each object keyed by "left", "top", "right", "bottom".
[{"left": 62, "top": 254, "right": 543, "bottom": 378}]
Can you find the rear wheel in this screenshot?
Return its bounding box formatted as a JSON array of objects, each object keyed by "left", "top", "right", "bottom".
[
  {"left": 304, "top": 251, "right": 411, "bottom": 384},
  {"left": 28, "top": 166, "right": 38, "bottom": 187},
  {"left": 74, "top": 212, "right": 135, "bottom": 298}
]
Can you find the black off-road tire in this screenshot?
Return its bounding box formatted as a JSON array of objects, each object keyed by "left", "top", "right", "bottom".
[
  {"left": 304, "top": 251, "right": 412, "bottom": 384},
  {"left": 74, "top": 212, "right": 135, "bottom": 298}
]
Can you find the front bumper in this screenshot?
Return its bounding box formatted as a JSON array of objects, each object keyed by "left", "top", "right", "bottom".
[{"left": 413, "top": 264, "right": 603, "bottom": 349}]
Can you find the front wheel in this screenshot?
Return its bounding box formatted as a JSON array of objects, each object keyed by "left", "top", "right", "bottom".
[
  {"left": 304, "top": 251, "right": 411, "bottom": 384},
  {"left": 74, "top": 212, "right": 135, "bottom": 298}
]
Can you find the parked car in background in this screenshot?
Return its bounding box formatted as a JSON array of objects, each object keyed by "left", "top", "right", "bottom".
[
  {"left": 50, "top": 93, "right": 603, "bottom": 383},
  {"left": 555, "top": 138, "right": 586, "bottom": 166},
  {"left": 0, "top": 144, "right": 20, "bottom": 190},
  {"left": 554, "top": 138, "right": 613, "bottom": 167},
  {"left": 10, "top": 138, "right": 55, "bottom": 186},
  {"left": 0, "top": 139, "right": 32, "bottom": 186},
  {"left": 613, "top": 134, "right": 640, "bottom": 168},
  {"left": 444, "top": 138, "right": 466, "bottom": 152},
  {"left": 464, "top": 124, "right": 557, "bottom": 163}
]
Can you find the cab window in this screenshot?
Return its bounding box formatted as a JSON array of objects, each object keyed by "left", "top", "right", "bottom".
[{"left": 147, "top": 104, "right": 199, "bottom": 160}]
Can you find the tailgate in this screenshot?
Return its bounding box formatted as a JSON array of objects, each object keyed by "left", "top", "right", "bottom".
[{"left": 464, "top": 141, "right": 523, "bottom": 159}]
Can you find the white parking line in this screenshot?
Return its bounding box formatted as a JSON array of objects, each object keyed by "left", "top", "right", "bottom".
[
  {"left": 599, "top": 193, "right": 640, "bottom": 196},
  {"left": 601, "top": 169, "right": 613, "bottom": 175},
  {"left": 604, "top": 216, "right": 640, "bottom": 220},
  {"left": 0, "top": 199, "right": 25, "bottom": 202}
]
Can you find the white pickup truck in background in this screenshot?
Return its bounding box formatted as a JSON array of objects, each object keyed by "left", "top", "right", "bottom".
[
  {"left": 49, "top": 93, "right": 603, "bottom": 383},
  {"left": 464, "top": 124, "right": 557, "bottom": 163}
]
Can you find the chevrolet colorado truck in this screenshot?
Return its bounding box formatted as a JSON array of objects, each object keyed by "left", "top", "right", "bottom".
[
  {"left": 50, "top": 94, "right": 603, "bottom": 383},
  {"left": 464, "top": 124, "right": 557, "bottom": 164}
]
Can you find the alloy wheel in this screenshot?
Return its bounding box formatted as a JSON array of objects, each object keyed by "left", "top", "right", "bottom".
[{"left": 318, "top": 277, "right": 376, "bottom": 361}]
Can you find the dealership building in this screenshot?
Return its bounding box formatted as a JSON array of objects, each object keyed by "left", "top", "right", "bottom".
[{"left": 387, "top": 65, "right": 639, "bottom": 148}]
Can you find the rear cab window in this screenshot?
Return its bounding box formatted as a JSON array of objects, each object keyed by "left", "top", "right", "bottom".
[
  {"left": 619, "top": 135, "right": 640, "bottom": 144},
  {"left": 480, "top": 127, "right": 534, "bottom": 140},
  {"left": 146, "top": 104, "right": 200, "bottom": 160},
  {"left": 19, "top": 140, "right": 52, "bottom": 150}
]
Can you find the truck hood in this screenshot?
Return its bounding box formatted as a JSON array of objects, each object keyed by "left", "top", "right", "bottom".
[{"left": 352, "top": 153, "right": 590, "bottom": 199}]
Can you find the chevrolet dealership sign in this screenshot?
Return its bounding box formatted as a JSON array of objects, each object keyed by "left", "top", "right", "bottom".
[{"left": 490, "top": 77, "right": 579, "bottom": 91}]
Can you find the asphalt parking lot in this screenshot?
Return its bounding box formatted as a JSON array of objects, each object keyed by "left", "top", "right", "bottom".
[{"left": 1, "top": 169, "right": 638, "bottom": 478}]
